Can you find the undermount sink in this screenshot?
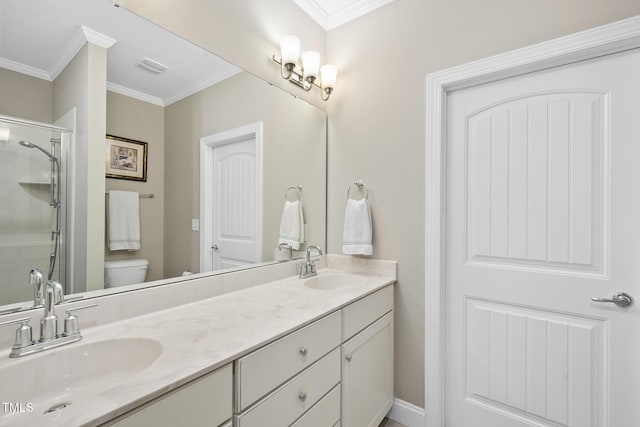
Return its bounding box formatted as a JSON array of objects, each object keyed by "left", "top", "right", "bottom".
[
  {"left": 0, "top": 337, "right": 163, "bottom": 421},
  {"left": 304, "top": 273, "right": 365, "bottom": 290}
]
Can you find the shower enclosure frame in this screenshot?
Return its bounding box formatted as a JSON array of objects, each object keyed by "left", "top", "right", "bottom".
[{"left": 0, "top": 114, "right": 72, "bottom": 295}]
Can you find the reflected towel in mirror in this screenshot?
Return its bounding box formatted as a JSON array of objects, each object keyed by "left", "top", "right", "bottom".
[
  {"left": 278, "top": 200, "right": 304, "bottom": 250},
  {"left": 343, "top": 198, "right": 373, "bottom": 255},
  {"left": 107, "top": 190, "right": 141, "bottom": 251}
]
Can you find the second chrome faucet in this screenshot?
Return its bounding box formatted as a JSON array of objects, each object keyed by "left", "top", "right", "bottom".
[{"left": 298, "top": 245, "right": 322, "bottom": 279}]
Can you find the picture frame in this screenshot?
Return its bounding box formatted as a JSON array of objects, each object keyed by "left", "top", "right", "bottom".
[{"left": 105, "top": 134, "right": 148, "bottom": 182}]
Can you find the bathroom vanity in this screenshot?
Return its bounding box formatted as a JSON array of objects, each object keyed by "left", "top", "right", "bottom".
[{"left": 0, "top": 256, "right": 396, "bottom": 427}]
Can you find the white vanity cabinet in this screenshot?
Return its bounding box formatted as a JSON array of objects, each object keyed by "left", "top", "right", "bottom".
[
  {"left": 341, "top": 285, "right": 394, "bottom": 427},
  {"left": 105, "top": 364, "right": 232, "bottom": 427},
  {"left": 233, "top": 283, "right": 394, "bottom": 427},
  {"left": 234, "top": 311, "right": 342, "bottom": 426}
]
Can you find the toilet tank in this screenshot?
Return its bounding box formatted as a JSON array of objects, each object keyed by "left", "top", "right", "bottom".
[{"left": 104, "top": 259, "right": 148, "bottom": 288}]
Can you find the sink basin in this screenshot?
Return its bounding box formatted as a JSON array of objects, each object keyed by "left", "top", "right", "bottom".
[
  {"left": 304, "top": 273, "right": 365, "bottom": 290},
  {"left": 0, "top": 337, "right": 163, "bottom": 420}
]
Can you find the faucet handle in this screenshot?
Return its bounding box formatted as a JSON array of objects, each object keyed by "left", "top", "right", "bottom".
[
  {"left": 63, "top": 304, "right": 97, "bottom": 337},
  {"left": 0, "top": 317, "right": 34, "bottom": 349},
  {"left": 48, "top": 280, "right": 64, "bottom": 305}
]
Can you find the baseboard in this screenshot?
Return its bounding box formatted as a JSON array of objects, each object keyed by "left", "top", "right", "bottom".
[{"left": 387, "top": 398, "right": 425, "bottom": 426}]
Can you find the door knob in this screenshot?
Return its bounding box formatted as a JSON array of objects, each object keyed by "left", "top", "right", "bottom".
[
  {"left": 211, "top": 244, "right": 219, "bottom": 251},
  {"left": 591, "top": 292, "right": 633, "bottom": 307}
]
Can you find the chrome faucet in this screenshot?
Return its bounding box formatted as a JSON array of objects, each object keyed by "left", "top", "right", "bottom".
[
  {"left": 0, "top": 279, "right": 97, "bottom": 357},
  {"left": 29, "top": 268, "right": 45, "bottom": 308},
  {"left": 278, "top": 242, "right": 293, "bottom": 261},
  {"left": 40, "top": 280, "right": 63, "bottom": 342},
  {"left": 299, "top": 245, "right": 322, "bottom": 278}
]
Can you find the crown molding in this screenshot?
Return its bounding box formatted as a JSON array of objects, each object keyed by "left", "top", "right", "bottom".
[
  {"left": 292, "top": 0, "right": 394, "bottom": 30},
  {"left": 0, "top": 57, "right": 50, "bottom": 81},
  {"left": 81, "top": 25, "right": 117, "bottom": 49},
  {"left": 107, "top": 82, "right": 165, "bottom": 107},
  {"left": 164, "top": 66, "right": 242, "bottom": 106},
  {"left": 50, "top": 26, "right": 117, "bottom": 81}
]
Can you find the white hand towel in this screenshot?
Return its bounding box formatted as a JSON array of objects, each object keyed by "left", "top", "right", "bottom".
[
  {"left": 278, "top": 200, "right": 304, "bottom": 250},
  {"left": 343, "top": 198, "right": 373, "bottom": 255},
  {"left": 107, "top": 190, "right": 141, "bottom": 251}
]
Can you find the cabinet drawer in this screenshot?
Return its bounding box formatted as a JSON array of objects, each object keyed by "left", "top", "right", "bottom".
[
  {"left": 291, "top": 384, "right": 340, "bottom": 427},
  {"left": 235, "top": 311, "right": 341, "bottom": 411},
  {"left": 235, "top": 348, "right": 341, "bottom": 427},
  {"left": 342, "top": 285, "right": 393, "bottom": 341},
  {"left": 106, "top": 364, "right": 232, "bottom": 427}
]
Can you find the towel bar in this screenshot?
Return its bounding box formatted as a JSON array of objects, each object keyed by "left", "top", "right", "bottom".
[{"left": 105, "top": 191, "right": 154, "bottom": 199}]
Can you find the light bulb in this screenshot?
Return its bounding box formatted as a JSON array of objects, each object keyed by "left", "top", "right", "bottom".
[
  {"left": 302, "top": 51, "right": 320, "bottom": 81},
  {"left": 320, "top": 64, "right": 337, "bottom": 89},
  {"left": 280, "top": 35, "right": 300, "bottom": 66}
]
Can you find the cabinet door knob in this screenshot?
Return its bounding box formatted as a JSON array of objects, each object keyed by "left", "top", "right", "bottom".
[
  {"left": 298, "top": 347, "right": 308, "bottom": 356},
  {"left": 345, "top": 354, "right": 352, "bottom": 362},
  {"left": 298, "top": 392, "right": 307, "bottom": 401}
]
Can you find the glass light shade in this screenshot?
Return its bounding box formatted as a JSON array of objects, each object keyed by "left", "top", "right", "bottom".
[
  {"left": 302, "top": 51, "right": 320, "bottom": 79},
  {"left": 280, "top": 35, "right": 300, "bottom": 65},
  {"left": 320, "top": 64, "right": 337, "bottom": 89},
  {"left": 0, "top": 127, "right": 9, "bottom": 142}
]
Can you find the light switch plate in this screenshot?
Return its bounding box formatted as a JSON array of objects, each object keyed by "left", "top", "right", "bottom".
[{"left": 191, "top": 219, "right": 199, "bottom": 231}]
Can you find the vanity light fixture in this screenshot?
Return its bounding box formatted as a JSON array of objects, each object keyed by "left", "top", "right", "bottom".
[{"left": 272, "top": 35, "right": 337, "bottom": 101}]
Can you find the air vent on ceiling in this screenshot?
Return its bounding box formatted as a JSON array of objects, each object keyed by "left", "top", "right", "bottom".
[{"left": 137, "top": 57, "right": 168, "bottom": 74}]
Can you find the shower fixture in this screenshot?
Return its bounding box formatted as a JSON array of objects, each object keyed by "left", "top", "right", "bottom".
[
  {"left": 19, "top": 140, "right": 59, "bottom": 208},
  {"left": 18, "top": 139, "right": 61, "bottom": 281}
]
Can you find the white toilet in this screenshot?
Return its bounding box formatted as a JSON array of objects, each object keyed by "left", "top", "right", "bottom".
[{"left": 104, "top": 259, "right": 149, "bottom": 288}]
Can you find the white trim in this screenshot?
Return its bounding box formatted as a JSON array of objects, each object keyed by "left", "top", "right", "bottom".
[
  {"left": 50, "top": 26, "right": 117, "bottom": 81},
  {"left": 199, "top": 122, "right": 264, "bottom": 272},
  {"left": 164, "top": 66, "right": 242, "bottom": 106},
  {"left": 425, "top": 15, "right": 640, "bottom": 427},
  {"left": 107, "top": 82, "right": 165, "bottom": 106},
  {"left": 0, "top": 57, "right": 50, "bottom": 81},
  {"left": 81, "top": 25, "right": 117, "bottom": 49},
  {"left": 107, "top": 67, "right": 242, "bottom": 107},
  {"left": 388, "top": 398, "right": 425, "bottom": 427},
  {"left": 292, "top": 0, "right": 394, "bottom": 30}
]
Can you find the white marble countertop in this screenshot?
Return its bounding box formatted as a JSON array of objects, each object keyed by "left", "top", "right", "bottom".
[{"left": 0, "top": 266, "right": 395, "bottom": 426}]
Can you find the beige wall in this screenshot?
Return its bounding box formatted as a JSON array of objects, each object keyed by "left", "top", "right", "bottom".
[
  {"left": 325, "top": 0, "right": 640, "bottom": 408},
  {"left": 53, "top": 42, "right": 107, "bottom": 292},
  {"left": 105, "top": 91, "right": 165, "bottom": 282},
  {"left": 164, "top": 71, "right": 326, "bottom": 277},
  {"left": 0, "top": 68, "right": 52, "bottom": 122}
]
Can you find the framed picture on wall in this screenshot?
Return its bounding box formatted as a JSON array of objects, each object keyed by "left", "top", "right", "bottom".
[{"left": 105, "top": 134, "right": 148, "bottom": 182}]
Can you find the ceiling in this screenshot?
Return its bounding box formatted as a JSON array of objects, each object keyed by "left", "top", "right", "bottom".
[
  {"left": 0, "top": 0, "right": 240, "bottom": 107},
  {"left": 291, "top": 0, "right": 394, "bottom": 30}
]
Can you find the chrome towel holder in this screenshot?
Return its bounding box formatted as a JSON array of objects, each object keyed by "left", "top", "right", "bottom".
[
  {"left": 285, "top": 185, "right": 302, "bottom": 201},
  {"left": 347, "top": 180, "right": 368, "bottom": 200}
]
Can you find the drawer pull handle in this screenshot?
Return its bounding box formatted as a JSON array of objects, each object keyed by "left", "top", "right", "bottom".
[
  {"left": 298, "top": 392, "right": 307, "bottom": 402},
  {"left": 298, "top": 347, "right": 308, "bottom": 356},
  {"left": 345, "top": 354, "right": 352, "bottom": 362}
]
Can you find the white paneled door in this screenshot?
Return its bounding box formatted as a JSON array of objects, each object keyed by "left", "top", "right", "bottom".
[
  {"left": 445, "top": 49, "right": 640, "bottom": 426},
  {"left": 201, "top": 123, "right": 263, "bottom": 273},
  {"left": 210, "top": 137, "right": 258, "bottom": 270}
]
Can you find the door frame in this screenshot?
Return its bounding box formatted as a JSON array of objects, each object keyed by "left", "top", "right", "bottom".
[
  {"left": 200, "top": 122, "right": 263, "bottom": 272},
  {"left": 424, "top": 16, "right": 640, "bottom": 427}
]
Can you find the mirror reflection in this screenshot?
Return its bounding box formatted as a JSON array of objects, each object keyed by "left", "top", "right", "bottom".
[{"left": 0, "top": 0, "right": 327, "bottom": 311}]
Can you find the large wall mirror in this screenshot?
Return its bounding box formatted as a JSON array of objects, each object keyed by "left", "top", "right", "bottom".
[{"left": 0, "top": 0, "right": 327, "bottom": 313}]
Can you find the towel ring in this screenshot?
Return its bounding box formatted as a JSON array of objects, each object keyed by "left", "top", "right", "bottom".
[
  {"left": 347, "top": 180, "right": 368, "bottom": 200},
  {"left": 285, "top": 185, "right": 302, "bottom": 201}
]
